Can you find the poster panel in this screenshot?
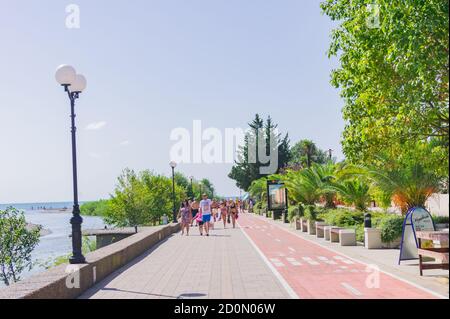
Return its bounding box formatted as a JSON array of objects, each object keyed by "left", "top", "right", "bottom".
[
  {"left": 399, "top": 207, "right": 435, "bottom": 263},
  {"left": 267, "top": 182, "right": 287, "bottom": 211}
]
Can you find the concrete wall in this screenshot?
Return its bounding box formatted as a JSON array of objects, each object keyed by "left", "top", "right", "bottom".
[
  {"left": 425, "top": 194, "right": 449, "bottom": 216},
  {"left": 0, "top": 223, "right": 180, "bottom": 299}
]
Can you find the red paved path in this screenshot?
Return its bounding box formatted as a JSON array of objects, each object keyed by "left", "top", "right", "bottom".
[{"left": 238, "top": 213, "right": 438, "bottom": 299}]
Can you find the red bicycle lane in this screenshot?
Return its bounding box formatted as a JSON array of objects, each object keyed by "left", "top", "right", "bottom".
[{"left": 238, "top": 213, "right": 439, "bottom": 299}]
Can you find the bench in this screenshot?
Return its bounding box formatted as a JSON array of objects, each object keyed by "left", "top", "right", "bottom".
[
  {"left": 324, "top": 226, "right": 343, "bottom": 241},
  {"left": 338, "top": 229, "right": 357, "bottom": 246},
  {"left": 416, "top": 231, "right": 449, "bottom": 276},
  {"left": 301, "top": 218, "right": 308, "bottom": 232},
  {"left": 328, "top": 227, "right": 356, "bottom": 246},
  {"left": 329, "top": 227, "right": 345, "bottom": 242},
  {"left": 315, "top": 222, "right": 327, "bottom": 238}
]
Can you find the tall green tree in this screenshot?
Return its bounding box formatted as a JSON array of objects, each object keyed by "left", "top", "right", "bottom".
[
  {"left": 321, "top": 0, "right": 449, "bottom": 174},
  {"left": 229, "top": 114, "right": 291, "bottom": 191},
  {"left": 289, "top": 140, "right": 329, "bottom": 168},
  {"left": 105, "top": 169, "right": 186, "bottom": 227}
]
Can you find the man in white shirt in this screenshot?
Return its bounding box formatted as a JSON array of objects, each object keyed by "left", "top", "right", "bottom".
[{"left": 199, "top": 193, "right": 212, "bottom": 236}]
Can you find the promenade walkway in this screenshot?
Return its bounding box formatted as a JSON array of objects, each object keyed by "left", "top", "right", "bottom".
[
  {"left": 81, "top": 213, "right": 448, "bottom": 299},
  {"left": 81, "top": 220, "right": 290, "bottom": 299}
]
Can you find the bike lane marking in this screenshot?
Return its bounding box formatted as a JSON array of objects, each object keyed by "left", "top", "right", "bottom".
[{"left": 238, "top": 214, "right": 442, "bottom": 299}]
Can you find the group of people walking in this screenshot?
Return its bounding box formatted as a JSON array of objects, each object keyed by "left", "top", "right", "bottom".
[{"left": 177, "top": 194, "right": 245, "bottom": 236}]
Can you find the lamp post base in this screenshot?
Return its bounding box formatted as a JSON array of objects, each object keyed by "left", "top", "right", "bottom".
[
  {"left": 69, "top": 255, "right": 86, "bottom": 264},
  {"left": 70, "top": 206, "right": 86, "bottom": 264}
]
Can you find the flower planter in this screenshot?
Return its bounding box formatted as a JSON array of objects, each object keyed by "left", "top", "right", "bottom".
[
  {"left": 381, "top": 236, "right": 401, "bottom": 249},
  {"left": 364, "top": 228, "right": 382, "bottom": 249}
]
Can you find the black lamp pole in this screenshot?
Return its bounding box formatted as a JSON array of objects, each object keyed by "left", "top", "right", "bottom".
[
  {"left": 64, "top": 85, "right": 86, "bottom": 264},
  {"left": 171, "top": 166, "right": 177, "bottom": 223}
]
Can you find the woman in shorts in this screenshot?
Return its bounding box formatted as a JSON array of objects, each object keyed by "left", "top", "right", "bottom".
[{"left": 178, "top": 200, "right": 191, "bottom": 236}]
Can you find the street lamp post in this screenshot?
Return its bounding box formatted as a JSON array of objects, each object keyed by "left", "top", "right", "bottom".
[
  {"left": 189, "top": 176, "right": 194, "bottom": 198},
  {"left": 169, "top": 161, "right": 177, "bottom": 223},
  {"left": 55, "top": 65, "right": 87, "bottom": 264}
]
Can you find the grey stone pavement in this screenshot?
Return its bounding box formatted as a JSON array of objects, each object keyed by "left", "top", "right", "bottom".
[{"left": 80, "top": 222, "right": 290, "bottom": 299}]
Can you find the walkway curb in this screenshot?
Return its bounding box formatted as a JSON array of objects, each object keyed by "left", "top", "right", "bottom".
[{"left": 0, "top": 223, "right": 180, "bottom": 299}]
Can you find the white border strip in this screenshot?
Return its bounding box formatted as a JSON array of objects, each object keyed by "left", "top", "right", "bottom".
[
  {"left": 254, "top": 214, "right": 448, "bottom": 299},
  {"left": 238, "top": 220, "right": 299, "bottom": 299}
]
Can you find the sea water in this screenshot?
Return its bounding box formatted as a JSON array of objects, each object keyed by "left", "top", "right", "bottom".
[{"left": 0, "top": 202, "right": 106, "bottom": 285}]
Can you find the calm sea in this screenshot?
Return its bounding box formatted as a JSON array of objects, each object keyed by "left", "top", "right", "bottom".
[{"left": 0, "top": 202, "right": 106, "bottom": 286}]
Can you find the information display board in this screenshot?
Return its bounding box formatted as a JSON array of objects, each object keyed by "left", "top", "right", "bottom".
[
  {"left": 267, "top": 181, "right": 287, "bottom": 211},
  {"left": 398, "top": 206, "right": 435, "bottom": 264}
]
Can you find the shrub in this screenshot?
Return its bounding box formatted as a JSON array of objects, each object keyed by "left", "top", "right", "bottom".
[
  {"left": 432, "top": 215, "right": 449, "bottom": 225},
  {"left": 318, "top": 208, "right": 363, "bottom": 227},
  {"left": 375, "top": 215, "right": 404, "bottom": 243},
  {"left": 0, "top": 208, "right": 41, "bottom": 285},
  {"left": 304, "top": 205, "right": 318, "bottom": 221},
  {"left": 288, "top": 206, "right": 301, "bottom": 222}
]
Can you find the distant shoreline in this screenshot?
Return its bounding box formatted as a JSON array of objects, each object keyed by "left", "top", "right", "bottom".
[{"left": 33, "top": 208, "right": 71, "bottom": 214}]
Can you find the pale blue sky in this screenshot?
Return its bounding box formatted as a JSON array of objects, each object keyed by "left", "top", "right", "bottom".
[{"left": 0, "top": 0, "right": 343, "bottom": 203}]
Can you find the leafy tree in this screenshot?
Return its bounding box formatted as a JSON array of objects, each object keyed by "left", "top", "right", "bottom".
[
  {"left": 229, "top": 114, "right": 291, "bottom": 191},
  {"left": 321, "top": 0, "right": 449, "bottom": 174},
  {"left": 289, "top": 140, "right": 329, "bottom": 168},
  {"left": 80, "top": 199, "right": 110, "bottom": 216},
  {"left": 174, "top": 172, "right": 189, "bottom": 190},
  {"left": 199, "top": 178, "right": 215, "bottom": 198},
  {"left": 105, "top": 169, "right": 186, "bottom": 227},
  {"left": 0, "top": 208, "right": 41, "bottom": 286}
]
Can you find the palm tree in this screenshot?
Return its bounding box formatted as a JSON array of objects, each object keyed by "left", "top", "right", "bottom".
[
  {"left": 328, "top": 178, "right": 371, "bottom": 212},
  {"left": 284, "top": 168, "right": 321, "bottom": 205},
  {"left": 368, "top": 163, "right": 440, "bottom": 214},
  {"left": 312, "top": 162, "right": 338, "bottom": 208},
  {"left": 248, "top": 177, "right": 268, "bottom": 202}
]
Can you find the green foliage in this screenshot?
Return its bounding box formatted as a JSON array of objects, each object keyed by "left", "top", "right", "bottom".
[
  {"left": 0, "top": 207, "right": 41, "bottom": 286},
  {"left": 285, "top": 168, "right": 321, "bottom": 205},
  {"left": 373, "top": 215, "right": 404, "bottom": 243},
  {"left": 284, "top": 163, "right": 340, "bottom": 208},
  {"left": 321, "top": 0, "right": 449, "bottom": 172},
  {"left": 80, "top": 199, "right": 110, "bottom": 217},
  {"left": 328, "top": 178, "right": 371, "bottom": 212},
  {"left": 289, "top": 139, "right": 329, "bottom": 168},
  {"left": 432, "top": 215, "right": 449, "bottom": 225},
  {"left": 228, "top": 114, "right": 291, "bottom": 191},
  {"left": 105, "top": 169, "right": 186, "bottom": 227},
  {"left": 318, "top": 208, "right": 364, "bottom": 227},
  {"left": 367, "top": 160, "right": 441, "bottom": 213},
  {"left": 248, "top": 177, "right": 268, "bottom": 202},
  {"left": 287, "top": 206, "right": 300, "bottom": 222},
  {"left": 304, "top": 205, "right": 321, "bottom": 221},
  {"left": 39, "top": 236, "right": 98, "bottom": 269}
]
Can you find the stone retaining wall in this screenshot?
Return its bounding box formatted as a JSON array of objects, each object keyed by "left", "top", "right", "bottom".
[{"left": 0, "top": 223, "right": 180, "bottom": 299}]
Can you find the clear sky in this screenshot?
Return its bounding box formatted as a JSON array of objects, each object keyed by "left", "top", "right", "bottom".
[{"left": 0, "top": 0, "right": 344, "bottom": 203}]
